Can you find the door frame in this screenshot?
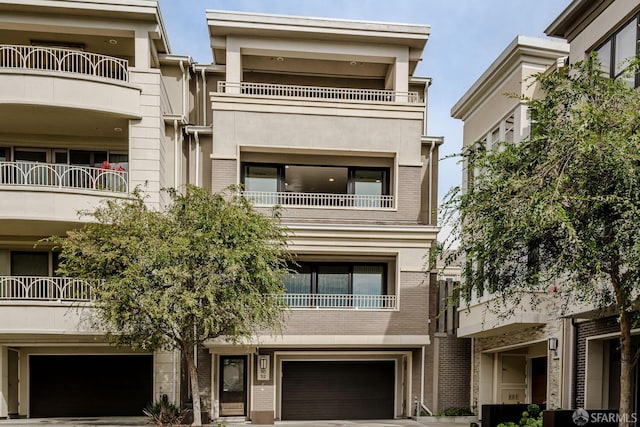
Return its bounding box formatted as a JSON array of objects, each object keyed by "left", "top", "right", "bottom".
[{"left": 218, "top": 355, "right": 248, "bottom": 417}]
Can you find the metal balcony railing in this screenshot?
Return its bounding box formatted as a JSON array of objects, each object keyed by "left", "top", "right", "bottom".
[
  {"left": 277, "top": 293, "right": 396, "bottom": 309},
  {"left": 244, "top": 191, "right": 394, "bottom": 209},
  {"left": 218, "top": 81, "right": 421, "bottom": 103},
  {"left": 0, "top": 161, "right": 128, "bottom": 193},
  {"left": 0, "top": 276, "right": 95, "bottom": 302},
  {"left": 0, "top": 44, "right": 128, "bottom": 82}
]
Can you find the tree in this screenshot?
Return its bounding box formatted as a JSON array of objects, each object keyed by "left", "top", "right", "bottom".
[
  {"left": 52, "top": 185, "right": 290, "bottom": 425},
  {"left": 442, "top": 56, "right": 640, "bottom": 424}
]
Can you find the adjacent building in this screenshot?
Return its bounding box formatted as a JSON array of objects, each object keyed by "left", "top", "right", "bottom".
[
  {"left": 0, "top": 1, "right": 457, "bottom": 422},
  {"left": 546, "top": 0, "right": 640, "bottom": 413},
  {"left": 451, "top": 35, "right": 570, "bottom": 411},
  {"left": 452, "top": 0, "right": 640, "bottom": 417}
]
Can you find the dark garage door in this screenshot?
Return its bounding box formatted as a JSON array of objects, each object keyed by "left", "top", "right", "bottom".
[
  {"left": 281, "top": 360, "right": 395, "bottom": 420},
  {"left": 30, "top": 355, "right": 153, "bottom": 417}
]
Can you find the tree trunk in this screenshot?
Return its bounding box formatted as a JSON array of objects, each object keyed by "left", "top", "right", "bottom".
[
  {"left": 618, "top": 310, "right": 633, "bottom": 427},
  {"left": 184, "top": 345, "right": 202, "bottom": 426}
]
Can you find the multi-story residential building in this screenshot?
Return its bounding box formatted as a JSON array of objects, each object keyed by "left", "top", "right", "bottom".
[
  {"left": 451, "top": 36, "right": 570, "bottom": 411},
  {"left": 198, "top": 11, "right": 445, "bottom": 423},
  {"left": 0, "top": 1, "right": 452, "bottom": 422},
  {"left": 452, "top": 0, "right": 640, "bottom": 418},
  {"left": 0, "top": 0, "right": 179, "bottom": 419},
  {"left": 546, "top": 0, "right": 640, "bottom": 413}
]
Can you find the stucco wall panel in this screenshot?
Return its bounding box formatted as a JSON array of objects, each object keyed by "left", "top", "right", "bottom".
[{"left": 0, "top": 73, "right": 141, "bottom": 118}]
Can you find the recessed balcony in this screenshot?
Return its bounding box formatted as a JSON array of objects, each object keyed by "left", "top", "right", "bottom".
[
  {"left": 0, "top": 45, "right": 140, "bottom": 118},
  {"left": 218, "top": 81, "right": 420, "bottom": 104},
  {"left": 0, "top": 44, "right": 128, "bottom": 82},
  {"left": 242, "top": 162, "right": 394, "bottom": 210},
  {"left": 0, "top": 161, "right": 128, "bottom": 194}
]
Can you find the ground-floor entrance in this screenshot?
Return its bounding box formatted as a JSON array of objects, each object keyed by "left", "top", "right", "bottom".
[
  {"left": 29, "top": 354, "right": 153, "bottom": 417},
  {"left": 281, "top": 360, "right": 395, "bottom": 420}
]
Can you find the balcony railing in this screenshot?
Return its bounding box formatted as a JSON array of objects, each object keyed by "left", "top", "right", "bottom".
[
  {"left": 218, "top": 81, "right": 420, "bottom": 104},
  {"left": 0, "top": 276, "right": 95, "bottom": 302},
  {"left": 0, "top": 161, "right": 128, "bottom": 193},
  {"left": 244, "top": 191, "right": 394, "bottom": 209},
  {"left": 277, "top": 293, "right": 396, "bottom": 309},
  {"left": 0, "top": 44, "right": 128, "bottom": 82}
]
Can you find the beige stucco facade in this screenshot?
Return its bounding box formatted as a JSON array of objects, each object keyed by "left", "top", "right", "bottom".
[
  {"left": 451, "top": 36, "right": 570, "bottom": 412},
  {"left": 0, "top": 0, "right": 448, "bottom": 422}
]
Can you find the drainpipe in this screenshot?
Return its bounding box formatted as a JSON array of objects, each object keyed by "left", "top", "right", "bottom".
[
  {"left": 202, "top": 68, "right": 207, "bottom": 125},
  {"left": 174, "top": 120, "right": 179, "bottom": 190},
  {"left": 194, "top": 131, "right": 200, "bottom": 187},
  {"left": 172, "top": 349, "right": 177, "bottom": 403},
  {"left": 421, "top": 345, "right": 426, "bottom": 407},
  {"left": 428, "top": 139, "right": 436, "bottom": 226}
]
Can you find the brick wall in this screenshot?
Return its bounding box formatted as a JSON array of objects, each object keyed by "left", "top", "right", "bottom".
[
  {"left": 437, "top": 335, "right": 471, "bottom": 410},
  {"left": 211, "top": 159, "right": 237, "bottom": 192},
  {"left": 197, "top": 348, "right": 212, "bottom": 415},
  {"left": 574, "top": 315, "right": 619, "bottom": 408},
  {"left": 281, "top": 271, "right": 429, "bottom": 336}
]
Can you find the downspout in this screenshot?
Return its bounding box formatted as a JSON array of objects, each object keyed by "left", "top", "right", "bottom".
[
  {"left": 421, "top": 345, "right": 426, "bottom": 408},
  {"left": 174, "top": 119, "right": 179, "bottom": 190},
  {"left": 202, "top": 68, "right": 207, "bottom": 125},
  {"left": 172, "top": 349, "right": 177, "bottom": 403},
  {"left": 428, "top": 140, "right": 436, "bottom": 226},
  {"left": 194, "top": 131, "right": 200, "bottom": 187}
]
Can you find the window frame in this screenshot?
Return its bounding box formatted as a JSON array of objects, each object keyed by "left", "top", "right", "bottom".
[
  {"left": 593, "top": 12, "right": 640, "bottom": 87},
  {"left": 241, "top": 162, "right": 391, "bottom": 196},
  {"left": 284, "top": 261, "right": 388, "bottom": 296}
]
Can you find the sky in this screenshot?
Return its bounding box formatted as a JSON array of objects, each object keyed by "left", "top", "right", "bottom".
[{"left": 157, "top": 0, "right": 572, "bottom": 233}]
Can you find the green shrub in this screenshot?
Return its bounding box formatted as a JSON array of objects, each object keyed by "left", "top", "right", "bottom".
[
  {"left": 436, "top": 406, "right": 475, "bottom": 416},
  {"left": 496, "top": 404, "right": 542, "bottom": 427},
  {"left": 143, "top": 394, "right": 189, "bottom": 426}
]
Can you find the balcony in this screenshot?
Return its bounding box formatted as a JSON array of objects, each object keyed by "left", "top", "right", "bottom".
[
  {"left": 244, "top": 191, "right": 393, "bottom": 209},
  {"left": 277, "top": 293, "right": 396, "bottom": 310},
  {"left": 0, "top": 276, "right": 94, "bottom": 302},
  {"left": 218, "top": 81, "right": 420, "bottom": 104},
  {"left": 0, "top": 45, "right": 128, "bottom": 82},
  {"left": 0, "top": 161, "right": 128, "bottom": 194},
  {"left": 457, "top": 293, "right": 550, "bottom": 338}
]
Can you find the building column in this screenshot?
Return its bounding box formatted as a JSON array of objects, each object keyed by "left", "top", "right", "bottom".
[
  {"left": 394, "top": 49, "right": 409, "bottom": 102},
  {"left": 225, "top": 39, "right": 243, "bottom": 94},
  {"left": 134, "top": 29, "right": 151, "bottom": 69},
  {"left": 128, "top": 69, "right": 164, "bottom": 208}
]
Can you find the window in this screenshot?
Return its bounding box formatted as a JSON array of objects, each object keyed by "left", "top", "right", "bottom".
[
  {"left": 242, "top": 162, "right": 390, "bottom": 207},
  {"left": 11, "top": 251, "right": 59, "bottom": 277},
  {"left": 594, "top": 14, "right": 640, "bottom": 87},
  {"left": 283, "top": 262, "right": 387, "bottom": 308}
]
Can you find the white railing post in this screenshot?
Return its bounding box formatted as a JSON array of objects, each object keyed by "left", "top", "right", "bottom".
[
  {"left": 0, "top": 276, "right": 96, "bottom": 302},
  {"left": 0, "top": 161, "right": 128, "bottom": 193},
  {"left": 0, "top": 44, "right": 128, "bottom": 82},
  {"left": 215, "top": 81, "right": 420, "bottom": 104},
  {"left": 274, "top": 293, "right": 396, "bottom": 309},
  {"left": 243, "top": 191, "right": 394, "bottom": 209}
]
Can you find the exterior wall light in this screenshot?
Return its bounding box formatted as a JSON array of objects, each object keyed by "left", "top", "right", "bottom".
[{"left": 548, "top": 337, "right": 559, "bottom": 351}]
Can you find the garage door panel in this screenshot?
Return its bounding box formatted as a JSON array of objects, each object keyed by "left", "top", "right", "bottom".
[
  {"left": 30, "top": 355, "right": 153, "bottom": 418},
  {"left": 282, "top": 360, "right": 395, "bottom": 420}
]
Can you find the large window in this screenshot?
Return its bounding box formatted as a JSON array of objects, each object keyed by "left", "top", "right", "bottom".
[
  {"left": 283, "top": 262, "right": 387, "bottom": 308},
  {"left": 595, "top": 13, "right": 640, "bottom": 87},
  {"left": 242, "top": 162, "right": 390, "bottom": 207}
]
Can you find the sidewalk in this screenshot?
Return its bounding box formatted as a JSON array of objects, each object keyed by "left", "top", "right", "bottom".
[{"left": 0, "top": 418, "right": 440, "bottom": 427}]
